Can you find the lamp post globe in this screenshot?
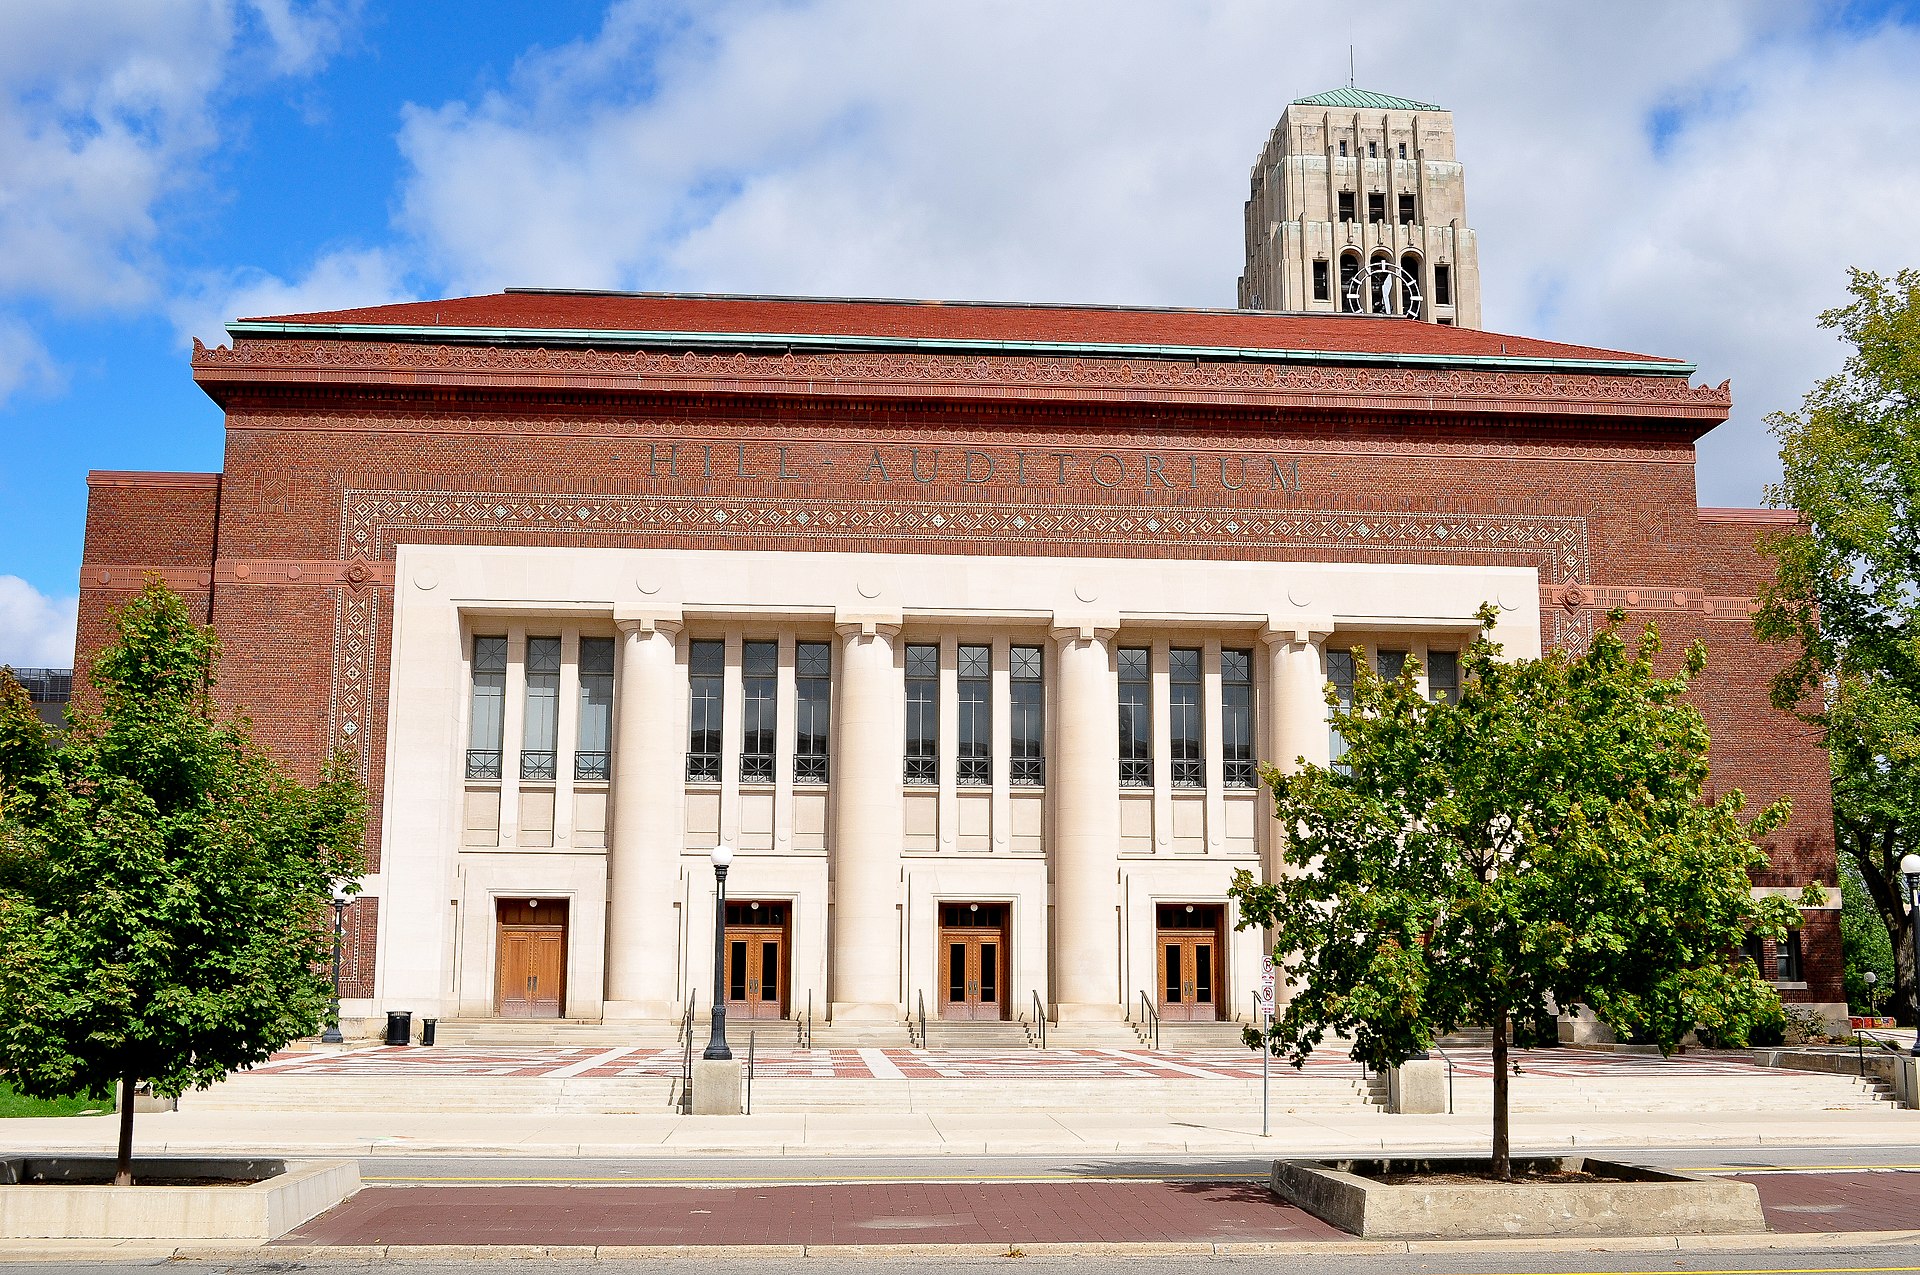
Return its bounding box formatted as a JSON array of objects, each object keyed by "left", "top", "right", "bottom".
[
  {"left": 321, "top": 879, "right": 354, "bottom": 1045},
  {"left": 1903, "top": 853, "right": 1920, "bottom": 1056},
  {"left": 704, "top": 844, "right": 736, "bottom": 1061}
]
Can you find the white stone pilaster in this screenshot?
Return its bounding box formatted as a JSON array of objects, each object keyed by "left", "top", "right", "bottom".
[
  {"left": 604, "top": 610, "right": 683, "bottom": 1019},
  {"left": 1051, "top": 620, "right": 1122, "bottom": 1021},
  {"left": 829, "top": 617, "right": 903, "bottom": 1020}
]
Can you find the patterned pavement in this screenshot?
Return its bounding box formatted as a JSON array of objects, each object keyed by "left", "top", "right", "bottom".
[{"left": 241, "top": 1044, "right": 1816, "bottom": 1083}]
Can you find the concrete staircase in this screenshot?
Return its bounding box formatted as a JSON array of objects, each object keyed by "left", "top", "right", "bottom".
[
  {"left": 431, "top": 1018, "right": 686, "bottom": 1048},
  {"left": 185, "top": 1074, "right": 678, "bottom": 1114},
  {"left": 743, "top": 1072, "right": 1381, "bottom": 1115},
  {"left": 918, "top": 1019, "right": 1038, "bottom": 1050},
  {"left": 1444, "top": 1069, "right": 1894, "bottom": 1115},
  {"left": 1151, "top": 1020, "right": 1257, "bottom": 1050},
  {"left": 806, "top": 1019, "right": 912, "bottom": 1048}
]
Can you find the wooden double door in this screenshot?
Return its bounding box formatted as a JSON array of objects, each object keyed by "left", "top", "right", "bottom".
[
  {"left": 724, "top": 901, "right": 789, "bottom": 1020},
  {"left": 940, "top": 902, "right": 1007, "bottom": 1020},
  {"left": 496, "top": 898, "right": 568, "bottom": 1018},
  {"left": 1157, "top": 904, "right": 1221, "bottom": 1022}
]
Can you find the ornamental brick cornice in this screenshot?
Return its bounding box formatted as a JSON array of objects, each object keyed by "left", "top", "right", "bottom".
[{"left": 192, "top": 337, "right": 1732, "bottom": 425}]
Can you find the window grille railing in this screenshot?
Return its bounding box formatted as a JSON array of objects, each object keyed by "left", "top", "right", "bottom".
[
  {"left": 957, "top": 755, "right": 989, "bottom": 787},
  {"left": 1171, "top": 759, "right": 1205, "bottom": 789},
  {"left": 795, "top": 754, "right": 828, "bottom": 784},
  {"left": 1224, "top": 760, "right": 1257, "bottom": 789},
  {"left": 465, "top": 750, "right": 502, "bottom": 781},
  {"left": 519, "top": 750, "right": 556, "bottom": 781},
  {"left": 904, "top": 755, "right": 937, "bottom": 785},
  {"left": 687, "top": 752, "right": 720, "bottom": 782},
  {"left": 1120, "top": 758, "right": 1151, "bottom": 788},
  {"left": 1011, "top": 758, "right": 1044, "bottom": 787},
  {"left": 573, "top": 751, "right": 610, "bottom": 782},
  {"left": 741, "top": 753, "right": 774, "bottom": 783}
]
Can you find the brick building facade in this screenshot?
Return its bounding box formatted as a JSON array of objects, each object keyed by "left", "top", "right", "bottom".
[{"left": 76, "top": 290, "right": 1841, "bottom": 1034}]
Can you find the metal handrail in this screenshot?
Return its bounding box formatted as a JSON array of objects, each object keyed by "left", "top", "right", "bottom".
[
  {"left": 1431, "top": 1041, "right": 1456, "bottom": 1112},
  {"left": 746, "top": 1031, "right": 757, "bottom": 1115},
  {"left": 1138, "top": 990, "right": 1160, "bottom": 1051},
  {"left": 805, "top": 989, "right": 814, "bottom": 1050},
  {"left": 1031, "top": 990, "right": 1046, "bottom": 1050},
  {"left": 916, "top": 990, "right": 927, "bottom": 1050},
  {"left": 679, "top": 992, "right": 695, "bottom": 1114}
]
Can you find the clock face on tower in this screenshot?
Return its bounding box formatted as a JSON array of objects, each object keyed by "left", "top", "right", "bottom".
[{"left": 1344, "top": 261, "right": 1423, "bottom": 319}]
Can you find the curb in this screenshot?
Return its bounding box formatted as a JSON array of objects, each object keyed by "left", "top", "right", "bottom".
[{"left": 7, "top": 1228, "right": 1916, "bottom": 1264}]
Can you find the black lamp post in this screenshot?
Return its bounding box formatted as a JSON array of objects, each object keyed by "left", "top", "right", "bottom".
[
  {"left": 704, "top": 843, "right": 735, "bottom": 1061},
  {"left": 1903, "top": 853, "right": 1920, "bottom": 1057},
  {"left": 321, "top": 879, "right": 354, "bottom": 1045}
]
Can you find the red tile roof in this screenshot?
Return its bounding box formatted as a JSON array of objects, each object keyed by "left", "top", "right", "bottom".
[{"left": 240, "top": 290, "right": 1682, "bottom": 366}]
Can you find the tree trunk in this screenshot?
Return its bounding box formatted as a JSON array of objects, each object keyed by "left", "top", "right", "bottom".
[
  {"left": 114, "top": 1074, "right": 136, "bottom": 1186},
  {"left": 1490, "top": 1008, "right": 1510, "bottom": 1182}
]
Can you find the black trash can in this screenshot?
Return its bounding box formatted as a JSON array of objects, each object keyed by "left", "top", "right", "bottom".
[
  {"left": 420, "top": 1017, "right": 437, "bottom": 1047},
  {"left": 384, "top": 1010, "right": 412, "bottom": 1046}
]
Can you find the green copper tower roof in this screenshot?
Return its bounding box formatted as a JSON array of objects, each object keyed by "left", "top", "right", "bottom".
[{"left": 1292, "top": 88, "right": 1443, "bottom": 111}]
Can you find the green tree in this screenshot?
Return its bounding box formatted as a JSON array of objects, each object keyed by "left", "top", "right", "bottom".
[
  {"left": 1756, "top": 267, "right": 1920, "bottom": 1025},
  {"left": 0, "top": 582, "right": 364, "bottom": 1184},
  {"left": 1230, "top": 607, "right": 1816, "bottom": 1181}
]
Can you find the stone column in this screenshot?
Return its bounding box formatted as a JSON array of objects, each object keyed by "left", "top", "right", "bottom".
[
  {"left": 829, "top": 617, "right": 903, "bottom": 1021},
  {"left": 1262, "top": 623, "right": 1330, "bottom": 1007},
  {"left": 1051, "top": 622, "right": 1122, "bottom": 1021},
  {"left": 603, "top": 610, "right": 682, "bottom": 1020}
]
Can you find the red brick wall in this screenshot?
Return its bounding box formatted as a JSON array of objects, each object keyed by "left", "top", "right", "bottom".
[
  {"left": 77, "top": 346, "right": 1843, "bottom": 1006},
  {"left": 74, "top": 472, "right": 220, "bottom": 699}
]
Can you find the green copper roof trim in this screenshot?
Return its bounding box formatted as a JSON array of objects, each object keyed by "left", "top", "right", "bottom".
[
  {"left": 223, "top": 320, "right": 1692, "bottom": 378},
  {"left": 1292, "top": 88, "right": 1443, "bottom": 111}
]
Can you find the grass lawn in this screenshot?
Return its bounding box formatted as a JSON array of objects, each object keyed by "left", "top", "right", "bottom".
[{"left": 0, "top": 1082, "right": 112, "bottom": 1118}]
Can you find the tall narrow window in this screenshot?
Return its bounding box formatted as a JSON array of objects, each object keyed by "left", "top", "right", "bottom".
[
  {"left": 1397, "top": 141, "right": 1407, "bottom": 159},
  {"left": 741, "top": 640, "right": 777, "bottom": 783},
  {"left": 687, "top": 640, "right": 723, "bottom": 782},
  {"left": 1401, "top": 252, "right": 1422, "bottom": 316},
  {"left": 1010, "top": 644, "right": 1044, "bottom": 786},
  {"left": 1776, "top": 930, "right": 1804, "bottom": 982},
  {"left": 795, "top": 641, "right": 831, "bottom": 784},
  {"left": 1312, "top": 259, "right": 1330, "bottom": 301},
  {"left": 1434, "top": 262, "right": 1453, "bottom": 306},
  {"left": 1338, "top": 139, "right": 1348, "bottom": 157},
  {"left": 521, "top": 636, "right": 560, "bottom": 780},
  {"left": 1428, "top": 650, "right": 1460, "bottom": 704},
  {"left": 957, "top": 644, "right": 990, "bottom": 786},
  {"left": 1339, "top": 253, "right": 1361, "bottom": 312},
  {"left": 1370, "top": 253, "right": 1393, "bottom": 313},
  {"left": 904, "top": 643, "right": 939, "bottom": 785},
  {"left": 1170, "top": 648, "right": 1203, "bottom": 788},
  {"left": 1398, "top": 192, "right": 1416, "bottom": 225},
  {"left": 1376, "top": 649, "right": 1408, "bottom": 681},
  {"left": 575, "top": 637, "right": 614, "bottom": 780},
  {"left": 1367, "top": 140, "right": 1378, "bottom": 158},
  {"left": 1327, "top": 649, "right": 1356, "bottom": 768},
  {"left": 1367, "top": 192, "right": 1386, "bottom": 223},
  {"left": 1118, "top": 647, "right": 1152, "bottom": 787},
  {"left": 1337, "top": 190, "right": 1356, "bottom": 222},
  {"left": 1222, "top": 649, "right": 1254, "bottom": 788},
  {"left": 467, "top": 635, "right": 507, "bottom": 780}
]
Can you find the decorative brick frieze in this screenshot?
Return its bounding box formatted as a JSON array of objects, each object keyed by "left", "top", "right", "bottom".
[{"left": 193, "top": 338, "right": 1732, "bottom": 421}]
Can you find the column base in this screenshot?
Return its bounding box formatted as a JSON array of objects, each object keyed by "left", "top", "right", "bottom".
[
  {"left": 691, "top": 1058, "right": 743, "bottom": 1116},
  {"left": 1053, "top": 1002, "right": 1127, "bottom": 1023},
  {"left": 831, "top": 1001, "right": 904, "bottom": 1023}
]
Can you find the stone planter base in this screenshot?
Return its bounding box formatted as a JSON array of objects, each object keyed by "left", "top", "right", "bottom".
[
  {"left": 1269, "top": 1156, "right": 1765, "bottom": 1239},
  {"left": 0, "top": 1157, "right": 359, "bottom": 1240}
]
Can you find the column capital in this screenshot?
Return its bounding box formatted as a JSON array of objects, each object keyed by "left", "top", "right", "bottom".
[
  {"left": 1261, "top": 615, "right": 1335, "bottom": 648},
  {"left": 1049, "top": 618, "right": 1118, "bottom": 644},
  {"left": 834, "top": 613, "right": 902, "bottom": 639},
  {"left": 614, "top": 606, "right": 683, "bottom": 635}
]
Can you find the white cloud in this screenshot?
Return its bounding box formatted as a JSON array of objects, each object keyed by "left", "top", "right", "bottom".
[
  {"left": 0, "top": 576, "right": 78, "bottom": 669},
  {"left": 0, "top": 318, "right": 60, "bottom": 405},
  {"left": 389, "top": 0, "right": 1920, "bottom": 506},
  {"left": 0, "top": 0, "right": 356, "bottom": 312},
  {"left": 170, "top": 245, "right": 414, "bottom": 347}
]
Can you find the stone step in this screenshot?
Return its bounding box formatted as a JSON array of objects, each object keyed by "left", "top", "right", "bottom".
[
  {"left": 431, "top": 1019, "right": 689, "bottom": 1047},
  {"left": 1044, "top": 1023, "right": 1151, "bottom": 1049},
  {"left": 184, "top": 1074, "right": 678, "bottom": 1113},
  {"left": 743, "top": 1076, "right": 1377, "bottom": 1114},
  {"left": 919, "top": 1020, "right": 1038, "bottom": 1050}
]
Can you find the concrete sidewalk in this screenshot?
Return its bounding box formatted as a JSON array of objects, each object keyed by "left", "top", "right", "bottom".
[{"left": 4, "top": 1104, "right": 1919, "bottom": 1158}]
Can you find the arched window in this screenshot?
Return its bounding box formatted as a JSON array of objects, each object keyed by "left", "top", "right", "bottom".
[
  {"left": 1369, "top": 252, "right": 1393, "bottom": 314},
  {"left": 1339, "top": 253, "right": 1362, "bottom": 313},
  {"left": 1400, "top": 252, "right": 1423, "bottom": 318}
]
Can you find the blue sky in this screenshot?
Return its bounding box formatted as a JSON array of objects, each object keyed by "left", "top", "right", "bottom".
[{"left": 3, "top": 0, "right": 1919, "bottom": 664}]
